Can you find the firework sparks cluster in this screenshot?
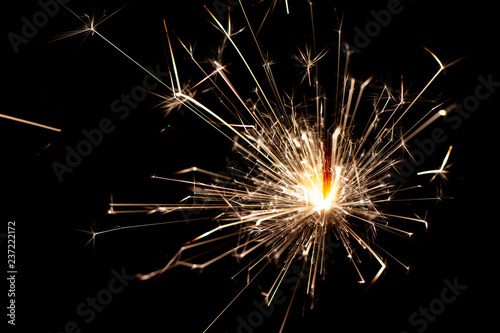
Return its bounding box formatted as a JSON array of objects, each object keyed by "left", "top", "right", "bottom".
[{"left": 50, "top": 1, "right": 453, "bottom": 330}]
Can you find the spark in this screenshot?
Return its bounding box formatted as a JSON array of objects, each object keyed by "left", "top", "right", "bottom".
[
  {"left": 59, "top": 2, "right": 454, "bottom": 331},
  {"left": 293, "top": 44, "right": 329, "bottom": 86},
  {"left": 126, "top": 6, "right": 445, "bottom": 318},
  {"left": 57, "top": 4, "right": 170, "bottom": 92},
  {"left": 51, "top": 3, "right": 125, "bottom": 42},
  {"left": 0, "top": 113, "right": 61, "bottom": 132},
  {"left": 417, "top": 145, "right": 453, "bottom": 182}
]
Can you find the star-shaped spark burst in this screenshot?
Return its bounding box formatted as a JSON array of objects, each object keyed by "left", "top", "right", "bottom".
[{"left": 58, "top": 1, "right": 455, "bottom": 331}]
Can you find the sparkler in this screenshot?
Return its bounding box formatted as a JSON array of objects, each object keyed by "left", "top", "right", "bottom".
[{"left": 59, "top": 1, "right": 453, "bottom": 331}]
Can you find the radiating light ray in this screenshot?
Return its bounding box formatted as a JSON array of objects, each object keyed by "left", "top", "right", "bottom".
[
  {"left": 417, "top": 145, "right": 453, "bottom": 182},
  {"left": 0, "top": 113, "right": 61, "bottom": 132},
  {"left": 58, "top": 4, "right": 171, "bottom": 92},
  {"left": 51, "top": 3, "right": 125, "bottom": 43},
  {"left": 59, "top": 2, "right": 455, "bottom": 331}
]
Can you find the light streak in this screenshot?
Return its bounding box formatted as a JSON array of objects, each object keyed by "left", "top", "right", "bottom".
[
  {"left": 0, "top": 113, "right": 61, "bottom": 132},
  {"left": 418, "top": 145, "right": 453, "bottom": 182},
  {"left": 60, "top": 2, "right": 453, "bottom": 331}
]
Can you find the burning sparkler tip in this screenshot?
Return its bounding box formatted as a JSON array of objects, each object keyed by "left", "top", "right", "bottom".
[{"left": 69, "top": 2, "right": 456, "bottom": 328}]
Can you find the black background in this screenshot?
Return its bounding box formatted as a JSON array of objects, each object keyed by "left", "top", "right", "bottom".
[{"left": 3, "top": 0, "right": 499, "bottom": 332}]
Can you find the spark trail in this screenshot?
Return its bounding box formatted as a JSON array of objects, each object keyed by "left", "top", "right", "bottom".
[
  {"left": 0, "top": 113, "right": 61, "bottom": 132},
  {"left": 60, "top": 2, "right": 452, "bottom": 331}
]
